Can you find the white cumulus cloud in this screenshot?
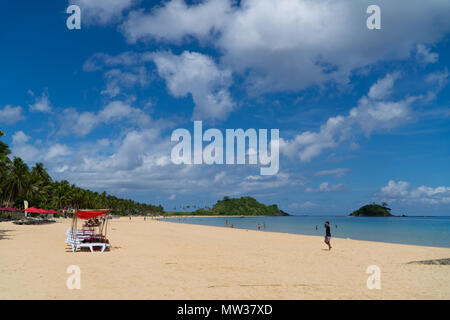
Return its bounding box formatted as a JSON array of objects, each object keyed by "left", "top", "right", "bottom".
[
  {"left": 69, "top": 0, "right": 137, "bottom": 25},
  {"left": 306, "top": 182, "right": 344, "bottom": 193},
  {"left": 280, "top": 73, "right": 418, "bottom": 162},
  {"left": 29, "top": 91, "right": 52, "bottom": 113},
  {"left": 152, "top": 51, "right": 235, "bottom": 122},
  {"left": 57, "top": 101, "right": 153, "bottom": 137},
  {"left": 380, "top": 180, "right": 450, "bottom": 205},
  {"left": 0, "top": 105, "right": 25, "bottom": 124},
  {"left": 121, "top": 0, "right": 450, "bottom": 94}
]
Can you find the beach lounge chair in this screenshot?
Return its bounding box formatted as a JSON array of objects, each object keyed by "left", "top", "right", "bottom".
[
  {"left": 65, "top": 228, "right": 109, "bottom": 252},
  {"left": 66, "top": 236, "right": 109, "bottom": 252}
]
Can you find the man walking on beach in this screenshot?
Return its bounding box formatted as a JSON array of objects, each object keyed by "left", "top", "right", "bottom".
[{"left": 324, "top": 221, "right": 332, "bottom": 251}]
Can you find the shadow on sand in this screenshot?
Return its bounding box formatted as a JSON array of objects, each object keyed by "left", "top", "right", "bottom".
[
  {"left": 0, "top": 229, "right": 14, "bottom": 240},
  {"left": 408, "top": 258, "right": 450, "bottom": 265}
]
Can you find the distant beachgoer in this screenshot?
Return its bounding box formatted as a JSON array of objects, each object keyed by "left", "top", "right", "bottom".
[
  {"left": 315, "top": 225, "right": 318, "bottom": 231},
  {"left": 257, "top": 224, "right": 261, "bottom": 230},
  {"left": 263, "top": 222, "right": 266, "bottom": 229},
  {"left": 129, "top": 216, "right": 131, "bottom": 220},
  {"left": 324, "top": 221, "right": 332, "bottom": 251},
  {"left": 335, "top": 224, "right": 337, "bottom": 229},
  {"left": 231, "top": 224, "right": 234, "bottom": 228},
  {"left": 225, "top": 220, "right": 228, "bottom": 227}
]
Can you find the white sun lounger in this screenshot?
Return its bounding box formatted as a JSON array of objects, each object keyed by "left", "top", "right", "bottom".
[
  {"left": 66, "top": 228, "right": 94, "bottom": 235},
  {"left": 66, "top": 237, "right": 109, "bottom": 252},
  {"left": 65, "top": 228, "right": 109, "bottom": 252},
  {"left": 76, "top": 242, "right": 109, "bottom": 252}
]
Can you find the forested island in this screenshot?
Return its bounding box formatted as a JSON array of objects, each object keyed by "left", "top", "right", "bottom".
[
  {"left": 167, "top": 196, "right": 289, "bottom": 216},
  {"left": 349, "top": 203, "right": 394, "bottom": 217}
]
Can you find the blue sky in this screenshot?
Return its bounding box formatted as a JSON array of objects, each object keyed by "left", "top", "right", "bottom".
[{"left": 1, "top": 0, "right": 449, "bottom": 215}]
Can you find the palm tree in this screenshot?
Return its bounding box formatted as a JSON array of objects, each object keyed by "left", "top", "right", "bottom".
[
  {"left": 4, "top": 157, "right": 31, "bottom": 202},
  {"left": 0, "top": 141, "right": 10, "bottom": 164},
  {"left": 0, "top": 132, "right": 165, "bottom": 214},
  {"left": 51, "top": 180, "right": 71, "bottom": 209},
  {"left": 31, "top": 163, "right": 52, "bottom": 185}
]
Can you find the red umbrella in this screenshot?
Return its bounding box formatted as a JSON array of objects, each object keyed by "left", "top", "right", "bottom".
[
  {"left": 47, "top": 209, "right": 60, "bottom": 214},
  {"left": 23, "top": 207, "right": 47, "bottom": 214}
]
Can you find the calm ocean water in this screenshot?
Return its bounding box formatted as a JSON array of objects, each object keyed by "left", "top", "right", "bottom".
[{"left": 169, "top": 215, "right": 450, "bottom": 248}]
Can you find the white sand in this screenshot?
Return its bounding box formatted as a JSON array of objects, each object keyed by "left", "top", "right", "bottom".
[{"left": 0, "top": 217, "right": 449, "bottom": 299}]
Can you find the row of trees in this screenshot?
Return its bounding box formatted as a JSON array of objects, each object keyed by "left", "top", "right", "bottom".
[{"left": 0, "top": 127, "right": 164, "bottom": 215}]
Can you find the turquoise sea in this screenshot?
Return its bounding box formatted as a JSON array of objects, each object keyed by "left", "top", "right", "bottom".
[{"left": 169, "top": 215, "right": 450, "bottom": 248}]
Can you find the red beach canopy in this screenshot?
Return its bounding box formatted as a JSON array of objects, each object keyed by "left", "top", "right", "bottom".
[
  {"left": 23, "top": 207, "right": 46, "bottom": 214},
  {"left": 22, "top": 208, "right": 60, "bottom": 214},
  {"left": 77, "top": 210, "right": 109, "bottom": 219}
]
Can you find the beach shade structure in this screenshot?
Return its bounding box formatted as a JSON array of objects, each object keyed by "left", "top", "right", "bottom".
[
  {"left": 23, "top": 207, "right": 46, "bottom": 214},
  {"left": 39, "top": 209, "right": 53, "bottom": 214},
  {"left": 0, "top": 207, "right": 19, "bottom": 212},
  {"left": 33, "top": 209, "right": 59, "bottom": 214},
  {"left": 68, "top": 209, "right": 111, "bottom": 252},
  {"left": 72, "top": 209, "right": 110, "bottom": 235},
  {"left": 77, "top": 209, "right": 109, "bottom": 220}
]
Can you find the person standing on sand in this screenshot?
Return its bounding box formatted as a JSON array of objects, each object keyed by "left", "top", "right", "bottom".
[{"left": 324, "top": 221, "right": 332, "bottom": 251}]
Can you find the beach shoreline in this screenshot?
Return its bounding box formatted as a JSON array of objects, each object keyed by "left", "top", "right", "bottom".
[
  {"left": 1, "top": 217, "right": 449, "bottom": 300},
  {"left": 164, "top": 215, "right": 450, "bottom": 248}
]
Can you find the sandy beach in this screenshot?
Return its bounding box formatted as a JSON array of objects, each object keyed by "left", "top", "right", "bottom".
[{"left": 0, "top": 217, "right": 449, "bottom": 300}]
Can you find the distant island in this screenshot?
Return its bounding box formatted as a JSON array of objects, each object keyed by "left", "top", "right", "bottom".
[
  {"left": 167, "top": 196, "right": 289, "bottom": 216},
  {"left": 349, "top": 202, "right": 394, "bottom": 217}
]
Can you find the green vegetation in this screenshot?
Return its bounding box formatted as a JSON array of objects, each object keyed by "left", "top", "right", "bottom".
[
  {"left": 0, "top": 130, "right": 163, "bottom": 215},
  {"left": 173, "top": 196, "right": 289, "bottom": 216},
  {"left": 349, "top": 202, "right": 394, "bottom": 217}
]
